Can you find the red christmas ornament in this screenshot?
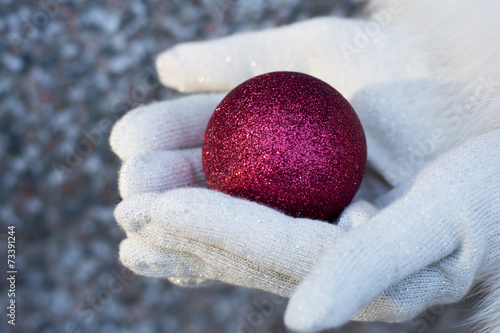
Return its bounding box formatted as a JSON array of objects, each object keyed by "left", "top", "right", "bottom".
[{"left": 202, "top": 71, "right": 366, "bottom": 221}]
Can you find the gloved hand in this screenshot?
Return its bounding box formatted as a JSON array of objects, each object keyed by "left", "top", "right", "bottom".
[{"left": 110, "top": 14, "right": 500, "bottom": 333}]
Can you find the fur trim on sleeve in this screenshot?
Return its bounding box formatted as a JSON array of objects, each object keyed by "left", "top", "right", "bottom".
[
  {"left": 369, "top": 1, "right": 500, "bottom": 331},
  {"left": 369, "top": 0, "right": 500, "bottom": 139}
]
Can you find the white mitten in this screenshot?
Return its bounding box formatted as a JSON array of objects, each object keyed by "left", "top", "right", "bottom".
[{"left": 111, "top": 3, "right": 500, "bottom": 332}]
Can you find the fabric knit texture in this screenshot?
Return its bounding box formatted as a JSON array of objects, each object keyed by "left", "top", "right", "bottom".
[{"left": 110, "top": 0, "right": 500, "bottom": 332}]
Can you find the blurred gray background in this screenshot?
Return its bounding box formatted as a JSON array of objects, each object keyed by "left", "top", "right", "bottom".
[{"left": 0, "top": 0, "right": 467, "bottom": 332}]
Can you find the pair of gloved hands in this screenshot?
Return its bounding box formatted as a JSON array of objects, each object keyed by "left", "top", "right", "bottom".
[{"left": 110, "top": 10, "right": 500, "bottom": 333}]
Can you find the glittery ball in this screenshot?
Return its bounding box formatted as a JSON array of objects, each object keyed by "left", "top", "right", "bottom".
[{"left": 202, "top": 72, "right": 367, "bottom": 221}]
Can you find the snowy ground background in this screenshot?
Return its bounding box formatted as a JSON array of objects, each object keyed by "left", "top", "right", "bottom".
[{"left": 1, "top": 0, "right": 468, "bottom": 332}]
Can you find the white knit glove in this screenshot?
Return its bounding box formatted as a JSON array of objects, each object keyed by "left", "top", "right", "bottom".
[{"left": 111, "top": 14, "right": 500, "bottom": 333}]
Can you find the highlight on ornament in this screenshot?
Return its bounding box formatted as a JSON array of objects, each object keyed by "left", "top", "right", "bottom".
[{"left": 202, "top": 71, "right": 367, "bottom": 221}]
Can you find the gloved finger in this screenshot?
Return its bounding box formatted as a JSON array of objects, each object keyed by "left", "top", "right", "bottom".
[
  {"left": 352, "top": 264, "right": 461, "bottom": 322},
  {"left": 116, "top": 189, "right": 344, "bottom": 278},
  {"left": 284, "top": 197, "right": 460, "bottom": 332},
  {"left": 119, "top": 236, "right": 206, "bottom": 278},
  {"left": 119, "top": 237, "right": 231, "bottom": 287},
  {"left": 146, "top": 187, "right": 345, "bottom": 278},
  {"left": 116, "top": 193, "right": 222, "bottom": 254},
  {"left": 115, "top": 193, "right": 196, "bottom": 252},
  {"left": 110, "top": 93, "right": 224, "bottom": 160},
  {"left": 118, "top": 148, "right": 205, "bottom": 199},
  {"left": 335, "top": 199, "right": 451, "bottom": 322},
  {"left": 337, "top": 200, "right": 379, "bottom": 231},
  {"left": 156, "top": 17, "right": 367, "bottom": 93},
  {"left": 120, "top": 237, "right": 219, "bottom": 288},
  {"left": 119, "top": 236, "right": 297, "bottom": 297}
]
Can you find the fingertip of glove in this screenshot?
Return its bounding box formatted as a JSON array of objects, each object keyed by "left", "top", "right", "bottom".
[
  {"left": 337, "top": 200, "right": 379, "bottom": 230},
  {"left": 284, "top": 268, "right": 357, "bottom": 333},
  {"left": 284, "top": 302, "right": 322, "bottom": 333},
  {"left": 284, "top": 298, "right": 341, "bottom": 333},
  {"left": 117, "top": 153, "right": 153, "bottom": 199},
  {"left": 156, "top": 47, "right": 186, "bottom": 91},
  {"left": 118, "top": 237, "right": 136, "bottom": 265},
  {"left": 118, "top": 237, "right": 151, "bottom": 275},
  {"left": 114, "top": 193, "right": 159, "bottom": 233},
  {"left": 109, "top": 108, "right": 144, "bottom": 160},
  {"left": 109, "top": 116, "right": 128, "bottom": 160}
]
